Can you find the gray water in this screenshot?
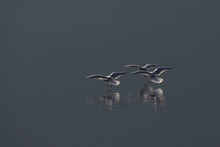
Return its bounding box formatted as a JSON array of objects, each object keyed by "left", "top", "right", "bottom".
[{"left": 1, "top": 0, "right": 220, "bottom": 147}]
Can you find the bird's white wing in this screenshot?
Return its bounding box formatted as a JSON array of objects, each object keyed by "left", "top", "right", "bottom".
[
  {"left": 131, "top": 70, "right": 150, "bottom": 75},
  {"left": 108, "top": 71, "right": 126, "bottom": 79},
  {"left": 86, "top": 74, "right": 107, "bottom": 80},
  {"left": 143, "top": 64, "right": 159, "bottom": 69},
  {"left": 152, "top": 67, "right": 173, "bottom": 76},
  {"left": 124, "top": 64, "right": 141, "bottom": 68}
]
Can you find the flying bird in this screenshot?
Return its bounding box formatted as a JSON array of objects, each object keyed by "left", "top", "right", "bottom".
[
  {"left": 131, "top": 67, "right": 173, "bottom": 83},
  {"left": 124, "top": 64, "right": 158, "bottom": 71},
  {"left": 86, "top": 71, "right": 126, "bottom": 87}
]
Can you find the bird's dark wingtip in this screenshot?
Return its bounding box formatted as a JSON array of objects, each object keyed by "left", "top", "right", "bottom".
[
  {"left": 116, "top": 71, "right": 126, "bottom": 74},
  {"left": 162, "top": 67, "right": 174, "bottom": 69}
]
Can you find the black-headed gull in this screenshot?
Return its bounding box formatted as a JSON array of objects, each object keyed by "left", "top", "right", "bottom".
[
  {"left": 124, "top": 64, "right": 158, "bottom": 71},
  {"left": 131, "top": 67, "right": 173, "bottom": 83},
  {"left": 86, "top": 71, "right": 126, "bottom": 87}
]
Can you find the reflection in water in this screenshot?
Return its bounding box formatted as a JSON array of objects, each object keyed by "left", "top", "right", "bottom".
[
  {"left": 136, "top": 85, "right": 166, "bottom": 111},
  {"left": 88, "top": 91, "right": 121, "bottom": 110},
  {"left": 87, "top": 85, "right": 166, "bottom": 111}
]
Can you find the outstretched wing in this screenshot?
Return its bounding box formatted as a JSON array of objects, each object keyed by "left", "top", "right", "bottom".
[
  {"left": 131, "top": 70, "right": 150, "bottom": 75},
  {"left": 143, "top": 64, "right": 159, "bottom": 69},
  {"left": 108, "top": 71, "right": 126, "bottom": 79},
  {"left": 86, "top": 74, "right": 107, "bottom": 80},
  {"left": 124, "top": 64, "right": 141, "bottom": 68},
  {"left": 151, "top": 67, "right": 173, "bottom": 76}
]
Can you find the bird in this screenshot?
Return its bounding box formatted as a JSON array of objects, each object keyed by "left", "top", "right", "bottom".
[
  {"left": 124, "top": 63, "right": 158, "bottom": 71},
  {"left": 86, "top": 71, "right": 126, "bottom": 87},
  {"left": 131, "top": 67, "right": 173, "bottom": 83}
]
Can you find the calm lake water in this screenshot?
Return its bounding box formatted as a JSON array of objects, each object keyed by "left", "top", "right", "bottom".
[{"left": 1, "top": 0, "right": 220, "bottom": 147}]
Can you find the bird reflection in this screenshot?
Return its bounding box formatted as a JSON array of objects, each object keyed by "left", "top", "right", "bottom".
[
  {"left": 88, "top": 91, "right": 121, "bottom": 111},
  {"left": 87, "top": 85, "right": 166, "bottom": 111},
  {"left": 136, "top": 85, "right": 166, "bottom": 111}
]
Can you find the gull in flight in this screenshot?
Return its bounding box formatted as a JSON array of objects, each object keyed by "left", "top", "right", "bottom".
[
  {"left": 86, "top": 71, "right": 126, "bottom": 87},
  {"left": 124, "top": 63, "right": 158, "bottom": 71},
  {"left": 131, "top": 67, "right": 173, "bottom": 83}
]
